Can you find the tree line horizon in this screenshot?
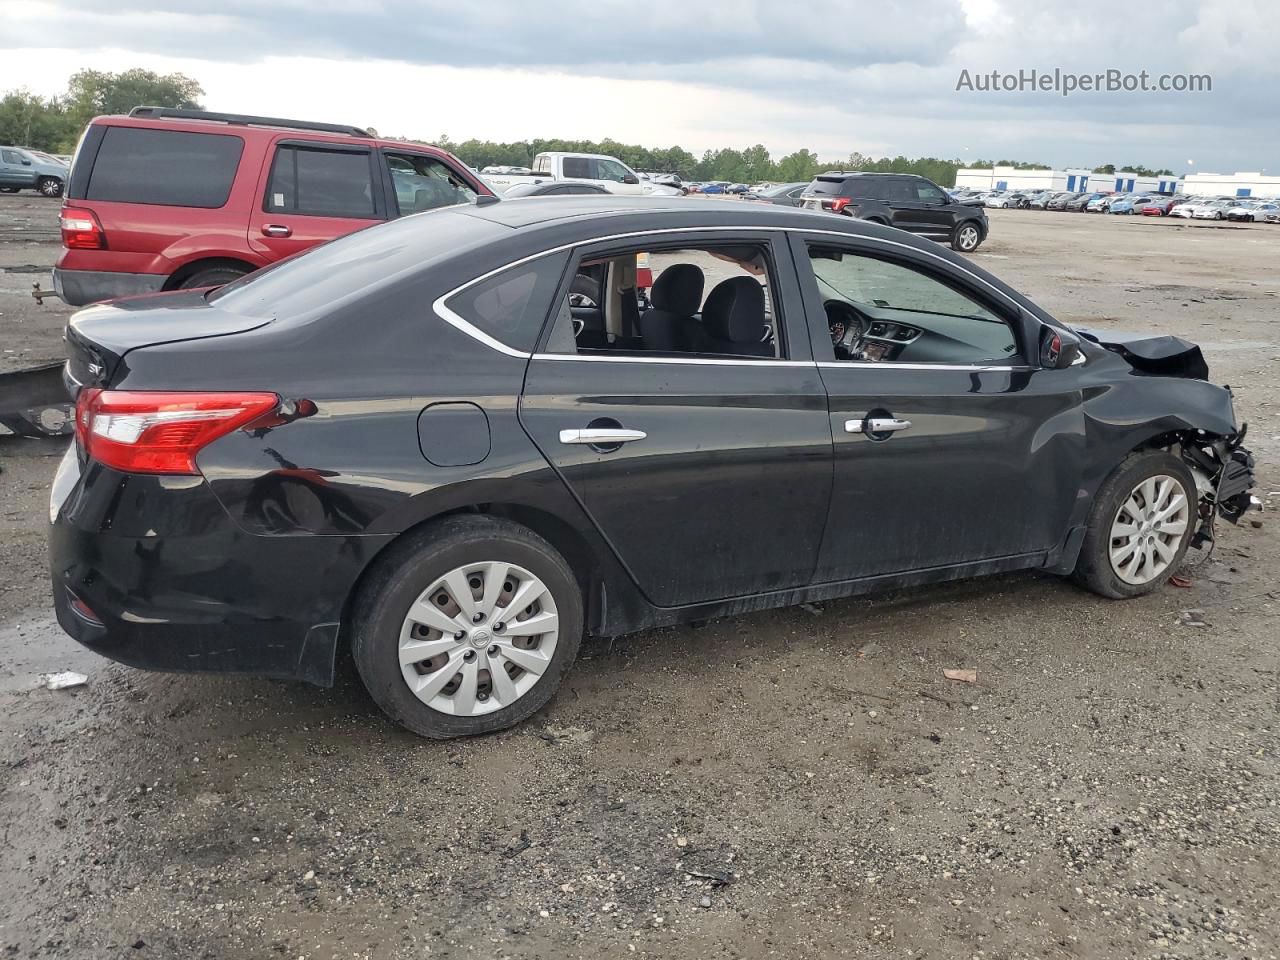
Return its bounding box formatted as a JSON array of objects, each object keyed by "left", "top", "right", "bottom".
[{"left": 2, "top": 70, "right": 1176, "bottom": 186}]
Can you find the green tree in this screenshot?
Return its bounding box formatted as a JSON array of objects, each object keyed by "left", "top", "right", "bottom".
[
  {"left": 0, "top": 91, "right": 70, "bottom": 151},
  {"left": 774, "top": 149, "right": 820, "bottom": 182},
  {"left": 63, "top": 68, "right": 203, "bottom": 131}
]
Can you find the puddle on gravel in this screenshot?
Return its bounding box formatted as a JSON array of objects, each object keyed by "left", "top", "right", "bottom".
[{"left": 0, "top": 608, "right": 101, "bottom": 694}]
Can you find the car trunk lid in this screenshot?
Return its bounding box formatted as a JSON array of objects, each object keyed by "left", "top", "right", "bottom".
[{"left": 64, "top": 289, "right": 271, "bottom": 391}]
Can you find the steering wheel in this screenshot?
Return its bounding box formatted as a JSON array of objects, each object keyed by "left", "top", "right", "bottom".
[{"left": 823, "top": 300, "right": 870, "bottom": 360}]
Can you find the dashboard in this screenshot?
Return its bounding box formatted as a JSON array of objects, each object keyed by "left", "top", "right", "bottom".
[{"left": 823, "top": 299, "right": 1018, "bottom": 365}]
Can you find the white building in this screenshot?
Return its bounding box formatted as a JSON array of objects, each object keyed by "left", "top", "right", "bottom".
[
  {"left": 954, "top": 166, "right": 1180, "bottom": 194},
  {"left": 1180, "top": 171, "right": 1280, "bottom": 198}
]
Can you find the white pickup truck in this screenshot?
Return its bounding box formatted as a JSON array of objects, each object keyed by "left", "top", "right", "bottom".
[{"left": 481, "top": 152, "right": 681, "bottom": 196}]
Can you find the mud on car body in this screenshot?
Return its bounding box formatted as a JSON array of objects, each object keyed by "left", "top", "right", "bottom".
[{"left": 49, "top": 197, "right": 1256, "bottom": 738}]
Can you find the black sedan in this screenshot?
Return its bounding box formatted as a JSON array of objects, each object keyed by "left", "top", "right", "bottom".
[{"left": 50, "top": 198, "right": 1256, "bottom": 738}]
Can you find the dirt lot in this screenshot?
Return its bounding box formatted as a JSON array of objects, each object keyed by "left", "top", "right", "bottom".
[{"left": 1, "top": 193, "right": 1278, "bottom": 959}]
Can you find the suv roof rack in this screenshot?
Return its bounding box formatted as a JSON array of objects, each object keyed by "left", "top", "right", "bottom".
[
  {"left": 128, "top": 106, "right": 372, "bottom": 138},
  {"left": 820, "top": 170, "right": 916, "bottom": 178}
]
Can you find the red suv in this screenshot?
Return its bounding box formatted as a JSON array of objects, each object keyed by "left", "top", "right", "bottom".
[{"left": 54, "top": 107, "right": 491, "bottom": 306}]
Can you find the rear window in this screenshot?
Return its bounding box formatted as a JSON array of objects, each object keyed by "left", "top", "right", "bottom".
[
  {"left": 85, "top": 127, "right": 243, "bottom": 208},
  {"left": 803, "top": 176, "right": 846, "bottom": 197},
  {"left": 562, "top": 157, "right": 593, "bottom": 178}
]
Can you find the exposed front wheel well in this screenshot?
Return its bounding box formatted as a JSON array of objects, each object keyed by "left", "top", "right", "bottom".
[{"left": 164, "top": 257, "right": 257, "bottom": 291}]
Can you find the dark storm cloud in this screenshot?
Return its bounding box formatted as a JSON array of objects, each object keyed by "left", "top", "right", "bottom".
[
  {"left": 11, "top": 0, "right": 971, "bottom": 70},
  {"left": 7, "top": 0, "right": 1278, "bottom": 170}
]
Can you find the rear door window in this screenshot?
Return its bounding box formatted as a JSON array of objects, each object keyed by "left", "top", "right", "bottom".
[
  {"left": 561, "top": 157, "right": 594, "bottom": 179},
  {"left": 85, "top": 127, "right": 244, "bottom": 208},
  {"left": 265, "top": 144, "right": 376, "bottom": 219}
]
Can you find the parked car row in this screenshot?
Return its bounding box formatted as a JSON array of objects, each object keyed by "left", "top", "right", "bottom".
[{"left": 947, "top": 187, "right": 1280, "bottom": 223}]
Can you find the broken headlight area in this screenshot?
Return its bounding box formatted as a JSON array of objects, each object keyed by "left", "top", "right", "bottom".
[{"left": 1181, "top": 427, "right": 1257, "bottom": 548}]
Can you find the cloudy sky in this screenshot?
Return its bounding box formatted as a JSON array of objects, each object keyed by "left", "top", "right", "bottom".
[{"left": 2, "top": 0, "right": 1276, "bottom": 173}]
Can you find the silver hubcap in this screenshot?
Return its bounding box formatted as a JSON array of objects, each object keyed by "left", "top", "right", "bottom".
[
  {"left": 1109, "top": 475, "right": 1190, "bottom": 585},
  {"left": 398, "top": 561, "right": 559, "bottom": 716},
  {"left": 958, "top": 226, "right": 978, "bottom": 249}
]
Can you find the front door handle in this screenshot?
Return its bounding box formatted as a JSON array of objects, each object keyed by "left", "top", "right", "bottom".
[
  {"left": 845, "top": 417, "right": 912, "bottom": 434},
  {"left": 559, "top": 428, "right": 647, "bottom": 445},
  {"left": 261, "top": 224, "right": 292, "bottom": 238}
]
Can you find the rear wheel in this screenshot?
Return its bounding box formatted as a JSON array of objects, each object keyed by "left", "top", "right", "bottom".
[
  {"left": 37, "top": 177, "right": 63, "bottom": 197},
  {"left": 352, "top": 516, "right": 583, "bottom": 739},
  {"left": 177, "top": 266, "right": 249, "bottom": 290},
  {"left": 1072, "top": 451, "right": 1197, "bottom": 599},
  {"left": 951, "top": 221, "right": 983, "bottom": 253},
  {"left": 0, "top": 186, "right": 18, "bottom": 194}
]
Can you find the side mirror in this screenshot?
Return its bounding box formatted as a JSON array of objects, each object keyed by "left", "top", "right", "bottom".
[
  {"left": 21, "top": 159, "right": 32, "bottom": 166},
  {"left": 622, "top": 173, "right": 639, "bottom": 185},
  {"left": 1018, "top": 310, "right": 1081, "bottom": 369},
  {"left": 1039, "top": 325, "right": 1082, "bottom": 369}
]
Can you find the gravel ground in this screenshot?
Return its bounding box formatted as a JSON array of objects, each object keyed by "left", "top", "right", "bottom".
[{"left": 1, "top": 194, "right": 1278, "bottom": 959}]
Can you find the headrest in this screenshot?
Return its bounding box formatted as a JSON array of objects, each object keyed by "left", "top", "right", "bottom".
[
  {"left": 702, "top": 277, "right": 765, "bottom": 343},
  {"left": 650, "top": 263, "right": 704, "bottom": 315}
]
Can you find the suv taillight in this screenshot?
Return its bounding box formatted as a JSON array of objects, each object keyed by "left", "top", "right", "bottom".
[
  {"left": 75, "top": 389, "right": 278, "bottom": 475},
  {"left": 60, "top": 207, "right": 105, "bottom": 250},
  {"left": 829, "top": 197, "right": 854, "bottom": 214}
]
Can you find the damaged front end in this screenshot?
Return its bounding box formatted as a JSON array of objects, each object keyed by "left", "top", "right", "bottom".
[
  {"left": 1076, "top": 326, "right": 1210, "bottom": 380},
  {"left": 1179, "top": 425, "right": 1258, "bottom": 549},
  {"left": 1077, "top": 325, "right": 1258, "bottom": 544}
]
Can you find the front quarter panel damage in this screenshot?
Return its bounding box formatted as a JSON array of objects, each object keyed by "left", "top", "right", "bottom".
[{"left": 1077, "top": 349, "right": 1255, "bottom": 537}]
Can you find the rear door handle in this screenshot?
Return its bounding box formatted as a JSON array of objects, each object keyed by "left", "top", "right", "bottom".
[
  {"left": 845, "top": 417, "right": 912, "bottom": 434},
  {"left": 559, "top": 428, "right": 647, "bottom": 445},
  {"left": 261, "top": 224, "right": 292, "bottom": 238}
]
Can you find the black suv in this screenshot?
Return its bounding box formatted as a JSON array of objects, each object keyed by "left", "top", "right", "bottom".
[{"left": 801, "top": 172, "right": 988, "bottom": 253}]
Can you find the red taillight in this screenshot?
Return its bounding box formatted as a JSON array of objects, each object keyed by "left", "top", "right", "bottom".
[
  {"left": 60, "top": 207, "right": 105, "bottom": 250},
  {"left": 829, "top": 197, "right": 853, "bottom": 214},
  {"left": 74, "top": 389, "right": 278, "bottom": 475}
]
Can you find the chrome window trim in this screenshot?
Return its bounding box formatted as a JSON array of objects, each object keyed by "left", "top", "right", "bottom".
[
  {"left": 532, "top": 353, "right": 814, "bottom": 368},
  {"left": 817, "top": 361, "right": 1029, "bottom": 372},
  {"left": 432, "top": 223, "right": 1031, "bottom": 364}
]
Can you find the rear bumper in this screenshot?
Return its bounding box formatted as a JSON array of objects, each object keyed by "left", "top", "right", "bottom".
[
  {"left": 48, "top": 452, "right": 393, "bottom": 685},
  {"left": 53, "top": 267, "right": 166, "bottom": 307}
]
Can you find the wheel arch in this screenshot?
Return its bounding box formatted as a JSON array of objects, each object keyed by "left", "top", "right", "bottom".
[
  {"left": 163, "top": 256, "right": 258, "bottom": 290},
  {"left": 336, "top": 500, "right": 631, "bottom": 654}
]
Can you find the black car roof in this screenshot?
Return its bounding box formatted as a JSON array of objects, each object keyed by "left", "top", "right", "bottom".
[{"left": 456, "top": 195, "right": 862, "bottom": 231}]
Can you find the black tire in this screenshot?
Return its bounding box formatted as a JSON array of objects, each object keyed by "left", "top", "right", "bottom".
[
  {"left": 1072, "top": 450, "right": 1198, "bottom": 599},
  {"left": 0, "top": 186, "right": 18, "bottom": 194},
  {"left": 352, "top": 515, "right": 584, "bottom": 739},
  {"left": 177, "top": 266, "right": 249, "bottom": 290},
  {"left": 37, "top": 177, "right": 63, "bottom": 198},
  {"left": 951, "top": 220, "right": 983, "bottom": 253}
]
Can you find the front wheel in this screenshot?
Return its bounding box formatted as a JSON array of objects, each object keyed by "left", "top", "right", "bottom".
[
  {"left": 1072, "top": 451, "right": 1197, "bottom": 599},
  {"left": 37, "top": 177, "right": 63, "bottom": 197},
  {"left": 951, "top": 221, "right": 983, "bottom": 253},
  {"left": 352, "top": 516, "right": 583, "bottom": 739}
]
